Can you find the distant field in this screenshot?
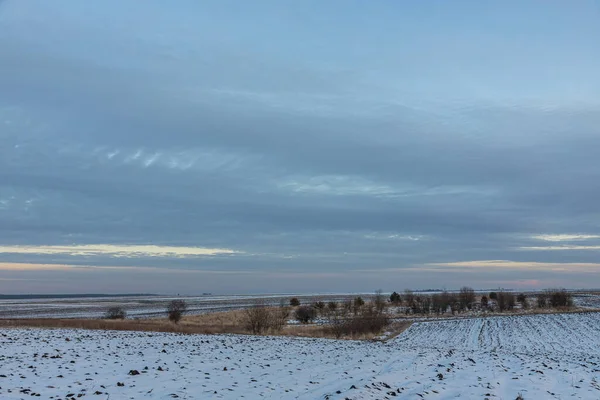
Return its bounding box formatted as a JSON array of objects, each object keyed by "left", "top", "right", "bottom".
[
  {"left": 1, "top": 291, "right": 599, "bottom": 320},
  {"left": 0, "top": 293, "right": 363, "bottom": 319}
]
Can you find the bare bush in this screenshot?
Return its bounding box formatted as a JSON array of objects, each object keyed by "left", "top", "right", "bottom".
[
  {"left": 420, "top": 295, "right": 432, "bottom": 315},
  {"left": 327, "top": 301, "right": 338, "bottom": 312},
  {"left": 167, "top": 299, "right": 187, "bottom": 324},
  {"left": 104, "top": 306, "right": 126, "bottom": 320},
  {"left": 327, "top": 307, "right": 389, "bottom": 338},
  {"left": 480, "top": 295, "right": 489, "bottom": 310},
  {"left": 295, "top": 305, "right": 316, "bottom": 324},
  {"left": 289, "top": 297, "right": 300, "bottom": 307},
  {"left": 496, "top": 291, "right": 515, "bottom": 312},
  {"left": 389, "top": 291, "right": 401, "bottom": 305},
  {"left": 546, "top": 288, "right": 573, "bottom": 308},
  {"left": 313, "top": 301, "right": 326, "bottom": 315},
  {"left": 517, "top": 293, "right": 528, "bottom": 309},
  {"left": 244, "top": 304, "right": 289, "bottom": 334},
  {"left": 536, "top": 292, "right": 548, "bottom": 308},
  {"left": 342, "top": 300, "right": 352, "bottom": 316},
  {"left": 271, "top": 306, "right": 290, "bottom": 331},
  {"left": 489, "top": 291, "right": 498, "bottom": 300},
  {"left": 244, "top": 306, "right": 271, "bottom": 334},
  {"left": 353, "top": 296, "right": 365, "bottom": 315},
  {"left": 432, "top": 291, "right": 455, "bottom": 315},
  {"left": 245, "top": 306, "right": 280, "bottom": 333},
  {"left": 373, "top": 290, "right": 386, "bottom": 313},
  {"left": 459, "top": 286, "right": 476, "bottom": 311}
]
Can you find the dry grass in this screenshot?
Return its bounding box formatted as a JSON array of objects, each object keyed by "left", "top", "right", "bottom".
[
  {"left": 377, "top": 320, "right": 413, "bottom": 342},
  {"left": 0, "top": 310, "right": 251, "bottom": 335},
  {"left": 0, "top": 308, "right": 398, "bottom": 340}
]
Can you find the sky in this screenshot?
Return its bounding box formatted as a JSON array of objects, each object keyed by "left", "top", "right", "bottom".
[{"left": 1, "top": 0, "right": 600, "bottom": 294}]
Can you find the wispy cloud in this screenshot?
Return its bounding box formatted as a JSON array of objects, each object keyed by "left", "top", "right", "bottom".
[
  {"left": 1, "top": 0, "right": 600, "bottom": 292},
  {"left": 428, "top": 260, "right": 600, "bottom": 272},
  {"left": 519, "top": 245, "right": 600, "bottom": 251},
  {"left": 0, "top": 245, "right": 240, "bottom": 258},
  {"left": 531, "top": 234, "right": 600, "bottom": 242}
]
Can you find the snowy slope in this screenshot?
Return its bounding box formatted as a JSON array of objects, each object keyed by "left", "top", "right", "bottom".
[{"left": 1, "top": 312, "right": 600, "bottom": 399}]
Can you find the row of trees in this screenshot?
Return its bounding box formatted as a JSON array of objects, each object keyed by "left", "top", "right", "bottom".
[
  {"left": 104, "top": 288, "right": 574, "bottom": 328},
  {"left": 386, "top": 288, "right": 574, "bottom": 315},
  {"left": 289, "top": 294, "right": 384, "bottom": 318}
]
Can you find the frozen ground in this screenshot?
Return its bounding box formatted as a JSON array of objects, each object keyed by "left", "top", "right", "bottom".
[{"left": 2, "top": 312, "right": 600, "bottom": 399}]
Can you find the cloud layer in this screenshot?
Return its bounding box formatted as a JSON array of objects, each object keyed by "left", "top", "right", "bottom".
[{"left": 1, "top": 1, "right": 600, "bottom": 293}]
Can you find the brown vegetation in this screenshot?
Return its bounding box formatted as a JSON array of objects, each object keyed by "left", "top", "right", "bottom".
[{"left": 243, "top": 304, "right": 289, "bottom": 334}]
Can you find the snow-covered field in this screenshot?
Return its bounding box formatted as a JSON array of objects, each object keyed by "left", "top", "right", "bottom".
[
  {"left": 0, "top": 294, "right": 363, "bottom": 319},
  {"left": 2, "top": 313, "right": 600, "bottom": 399}
]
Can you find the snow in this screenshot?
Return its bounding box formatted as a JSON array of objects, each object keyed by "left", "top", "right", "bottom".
[
  {"left": 2, "top": 312, "right": 600, "bottom": 399},
  {"left": 0, "top": 294, "right": 363, "bottom": 319}
]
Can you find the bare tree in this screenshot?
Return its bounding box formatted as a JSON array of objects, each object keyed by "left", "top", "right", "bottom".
[
  {"left": 496, "top": 291, "right": 515, "bottom": 312},
  {"left": 353, "top": 296, "right": 365, "bottom": 315},
  {"left": 373, "top": 290, "right": 386, "bottom": 314},
  {"left": 389, "top": 291, "right": 402, "bottom": 305},
  {"left": 167, "top": 299, "right": 187, "bottom": 323},
  {"left": 404, "top": 290, "right": 415, "bottom": 306},
  {"left": 546, "top": 288, "right": 573, "bottom": 308},
  {"left": 105, "top": 306, "right": 126, "bottom": 320},
  {"left": 313, "top": 301, "right": 326, "bottom": 315},
  {"left": 459, "top": 286, "right": 476, "bottom": 311},
  {"left": 327, "top": 301, "right": 338, "bottom": 313},
  {"left": 295, "top": 306, "right": 316, "bottom": 324},
  {"left": 517, "top": 293, "right": 528, "bottom": 309},
  {"left": 244, "top": 305, "right": 270, "bottom": 334},
  {"left": 536, "top": 292, "right": 548, "bottom": 308},
  {"left": 289, "top": 297, "right": 300, "bottom": 307},
  {"left": 480, "top": 295, "right": 489, "bottom": 310},
  {"left": 243, "top": 301, "right": 289, "bottom": 334}
]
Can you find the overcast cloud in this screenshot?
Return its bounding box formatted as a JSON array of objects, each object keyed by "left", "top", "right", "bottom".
[{"left": 1, "top": 0, "right": 600, "bottom": 294}]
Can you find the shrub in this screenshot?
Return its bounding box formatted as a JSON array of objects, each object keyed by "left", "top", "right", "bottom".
[
  {"left": 353, "top": 296, "right": 365, "bottom": 314},
  {"left": 289, "top": 297, "right": 300, "bottom": 307},
  {"left": 480, "top": 295, "right": 489, "bottom": 310},
  {"left": 327, "top": 308, "right": 390, "bottom": 338},
  {"left": 517, "top": 293, "right": 528, "bottom": 309},
  {"left": 105, "top": 306, "right": 126, "bottom": 320},
  {"left": 327, "top": 301, "right": 338, "bottom": 312},
  {"left": 294, "top": 306, "right": 316, "bottom": 324},
  {"left": 167, "top": 299, "right": 187, "bottom": 324},
  {"left": 431, "top": 291, "right": 454, "bottom": 315},
  {"left": 546, "top": 288, "right": 573, "bottom": 308},
  {"left": 389, "top": 291, "right": 401, "bottom": 305},
  {"left": 243, "top": 304, "right": 289, "bottom": 334},
  {"left": 244, "top": 306, "right": 271, "bottom": 334},
  {"left": 459, "top": 286, "right": 476, "bottom": 310},
  {"left": 489, "top": 292, "right": 498, "bottom": 300},
  {"left": 313, "top": 301, "right": 326, "bottom": 314},
  {"left": 496, "top": 291, "right": 515, "bottom": 312},
  {"left": 536, "top": 292, "right": 548, "bottom": 308},
  {"left": 341, "top": 300, "right": 352, "bottom": 316},
  {"left": 373, "top": 290, "right": 386, "bottom": 313}
]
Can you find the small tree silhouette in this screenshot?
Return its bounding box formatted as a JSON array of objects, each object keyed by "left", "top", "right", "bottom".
[
  {"left": 167, "top": 299, "right": 187, "bottom": 324},
  {"left": 105, "top": 306, "right": 126, "bottom": 320}
]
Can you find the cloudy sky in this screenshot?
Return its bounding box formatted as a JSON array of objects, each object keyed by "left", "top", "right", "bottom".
[{"left": 1, "top": 1, "right": 600, "bottom": 294}]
